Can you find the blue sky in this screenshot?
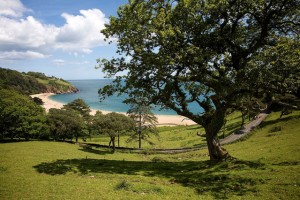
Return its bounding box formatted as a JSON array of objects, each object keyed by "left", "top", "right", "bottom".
[{"left": 0, "top": 0, "right": 128, "bottom": 79}]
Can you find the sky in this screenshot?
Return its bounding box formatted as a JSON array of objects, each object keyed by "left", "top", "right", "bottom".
[{"left": 0, "top": 0, "right": 128, "bottom": 79}]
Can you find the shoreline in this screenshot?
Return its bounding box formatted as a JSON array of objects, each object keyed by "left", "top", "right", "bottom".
[{"left": 31, "top": 93, "right": 196, "bottom": 126}]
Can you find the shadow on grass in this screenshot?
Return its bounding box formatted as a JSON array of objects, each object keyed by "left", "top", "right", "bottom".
[
  {"left": 0, "top": 138, "right": 35, "bottom": 143},
  {"left": 33, "top": 158, "right": 266, "bottom": 199},
  {"left": 259, "top": 114, "right": 300, "bottom": 129},
  {"left": 272, "top": 161, "right": 299, "bottom": 166},
  {"left": 226, "top": 121, "right": 242, "bottom": 132}
]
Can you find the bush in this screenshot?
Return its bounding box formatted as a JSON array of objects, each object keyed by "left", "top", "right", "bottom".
[
  {"left": 115, "top": 180, "right": 132, "bottom": 190},
  {"left": 269, "top": 126, "right": 282, "bottom": 133},
  {"left": 151, "top": 156, "right": 167, "bottom": 163}
]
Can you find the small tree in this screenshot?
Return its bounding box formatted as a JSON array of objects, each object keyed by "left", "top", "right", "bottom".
[
  {"left": 63, "top": 98, "right": 91, "bottom": 119},
  {"left": 92, "top": 112, "right": 135, "bottom": 152},
  {"left": 232, "top": 96, "right": 259, "bottom": 127},
  {"left": 127, "top": 100, "right": 158, "bottom": 148},
  {"left": 90, "top": 111, "right": 104, "bottom": 134},
  {"left": 32, "top": 97, "right": 43, "bottom": 105},
  {"left": 63, "top": 98, "right": 91, "bottom": 140},
  {"left": 47, "top": 108, "right": 86, "bottom": 142}
]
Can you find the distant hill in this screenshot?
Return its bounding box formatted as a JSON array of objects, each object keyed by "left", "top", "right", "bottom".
[{"left": 0, "top": 68, "right": 78, "bottom": 95}]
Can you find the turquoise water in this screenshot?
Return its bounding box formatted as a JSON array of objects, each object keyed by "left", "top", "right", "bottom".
[{"left": 50, "top": 79, "right": 179, "bottom": 115}]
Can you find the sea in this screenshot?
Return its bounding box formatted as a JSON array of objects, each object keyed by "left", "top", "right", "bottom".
[{"left": 50, "top": 79, "right": 180, "bottom": 115}]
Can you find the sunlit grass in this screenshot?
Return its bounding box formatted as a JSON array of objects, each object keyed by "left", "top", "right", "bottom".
[
  {"left": 1, "top": 111, "right": 299, "bottom": 199},
  {"left": 86, "top": 112, "right": 245, "bottom": 149}
]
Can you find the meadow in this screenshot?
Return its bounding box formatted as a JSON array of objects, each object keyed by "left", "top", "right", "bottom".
[
  {"left": 85, "top": 112, "right": 246, "bottom": 149},
  {"left": 0, "top": 111, "right": 299, "bottom": 200}
]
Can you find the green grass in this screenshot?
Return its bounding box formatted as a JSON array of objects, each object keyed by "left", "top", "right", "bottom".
[
  {"left": 35, "top": 77, "right": 73, "bottom": 93},
  {"left": 86, "top": 125, "right": 207, "bottom": 149},
  {"left": 1, "top": 111, "right": 299, "bottom": 199},
  {"left": 85, "top": 112, "right": 245, "bottom": 149},
  {"left": 35, "top": 78, "right": 71, "bottom": 86}
]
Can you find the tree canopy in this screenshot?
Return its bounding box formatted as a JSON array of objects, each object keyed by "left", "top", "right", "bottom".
[
  {"left": 63, "top": 98, "right": 91, "bottom": 119},
  {"left": 91, "top": 112, "right": 135, "bottom": 151},
  {"left": 0, "top": 89, "right": 48, "bottom": 140},
  {"left": 98, "top": 0, "right": 300, "bottom": 161},
  {"left": 47, "top": 108, "right": 87, "bottom": 142}
]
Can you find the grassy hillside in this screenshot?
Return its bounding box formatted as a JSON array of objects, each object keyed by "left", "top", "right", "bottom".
[
  {"left": 0, "top": 111, "right": 299, "bottom": 199},
  {"left": 0, "top": 68, "right": 77, "bottom": 95},
  {"left": 86, "top": 112, "right": 247, "bottom": 149}
]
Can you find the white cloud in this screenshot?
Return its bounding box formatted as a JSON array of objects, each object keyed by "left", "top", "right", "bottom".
[
  {"left": 71, "top": 60, "right": 90, "bottom": 65},
  {"left": 0, "top": 1, "right": 109, "bottom": 60},
  {"left": 52, "top": 59, "right": 90, "bottom": 66},
  {"left": 54, "top": 9, "right": 108, "bottom": 53},
  {"left": 52, "top": 59, "right": 65, "bottom": 65},
  {"left": 0, "top": 50, "right": 48, "bottom": 60},
  {"left": 0, "top": 0, "right": 29, "bottom": 17},
  {"left": 0, "top": 16, "right": 58, "bottom": 51}
]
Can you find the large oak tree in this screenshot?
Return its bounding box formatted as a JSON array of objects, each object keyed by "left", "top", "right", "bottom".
[{"left": 98, "top": 0, "right": 300, "bottom": 161}]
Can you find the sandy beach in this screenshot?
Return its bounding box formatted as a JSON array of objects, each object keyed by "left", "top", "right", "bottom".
[{"left": 31, "top": 93, "right": 196, "bottom": 126}]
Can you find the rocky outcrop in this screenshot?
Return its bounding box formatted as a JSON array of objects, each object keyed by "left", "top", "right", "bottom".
[{"left": 45, "top": 85, "right": 79, "bottom": 94}]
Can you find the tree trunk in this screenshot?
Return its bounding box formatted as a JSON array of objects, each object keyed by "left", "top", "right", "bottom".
[
  {"left": 203, "top": 107, "right": 230, "bottom": 161},
  {"left": 117, "top": 134, "right": 120, "bottom": 147},
  {"left": 25, "top": 134, "right": 29, "bottom": 141},
  {"left": 205, "top": 131, "right": 229, "bottom": 161},
  {"left": 138, "top": 130, "right": 141, "bottom": 149},
  {"left": 110, "top": 136, "right": 116, "bottom": 152},
  {"left": 108, "top": 139, "right": 112, "bottom": 149},
  {"left": 222, "top": 119, "right": 227, "bottom": 139},
  {"left": 138, "top": 112, "right": 142, "bottom": 149},
  {"left": 241, "top": 110, "right": 246, "bottom": 127}
]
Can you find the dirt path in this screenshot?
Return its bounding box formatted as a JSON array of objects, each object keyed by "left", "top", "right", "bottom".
[
  {"left": 152, "top": 113, "right": 268, "bottom": 153},
  {"left": 220, "top": 113, "right": 268, "bottom": 145},
  {"left": 151, "top": 112, "right": 269, "bottom": 153}
]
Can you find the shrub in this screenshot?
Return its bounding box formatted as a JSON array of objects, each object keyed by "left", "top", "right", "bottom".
[
  {"left": 269, "top": 126, "right": 282, "bottom": 133},
  {"left": 115, "top": 180, "right": 132, "bottom": 190}
]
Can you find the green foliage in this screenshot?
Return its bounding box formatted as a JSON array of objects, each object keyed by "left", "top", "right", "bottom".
[
  {"left": 32, "top": 97, "right": 44, "bottom": 105},
  {"left": 90, "top": 111, "right": 105, "bottom": 135},
  {"left": 115, "top": 180, "right": 132, "bottom": 190},
  {"left": 26, "top": 71, "right": 49, "bottom": 80},
  {"left": 127, "top": 99, "right": 158, "bottom": 148},
  {"left": 91, "top": 112, "right": 135, "bottom": 151},
  {"left": 0, "top": 67, "right": 77, "bottom": 95},
  {"left": 244, "top": 37, "right": 300, "bottom": 114},
  {"left": 0, "top": 68, "right": 46, "bottom": 94},
  {"left": 63, "top": 98, "right": 91, "bottom": 119},
  {"left": 0, "top": 89, "right": 48, "bottom": 140},
  {"left": 98, "top": 0, "right": 300, "bottom": 160},
  {"left": 47, "top": 108, "right": 87, "bottom": 142},
  {"left": 269, "top": 126, "right": 282, "bottom": 133},
  {"left": 92, "top": 112, "right": 135, "bottom": 136},
  {"left": 151, "top": 156, "right": 167, "bottom": 163}
]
